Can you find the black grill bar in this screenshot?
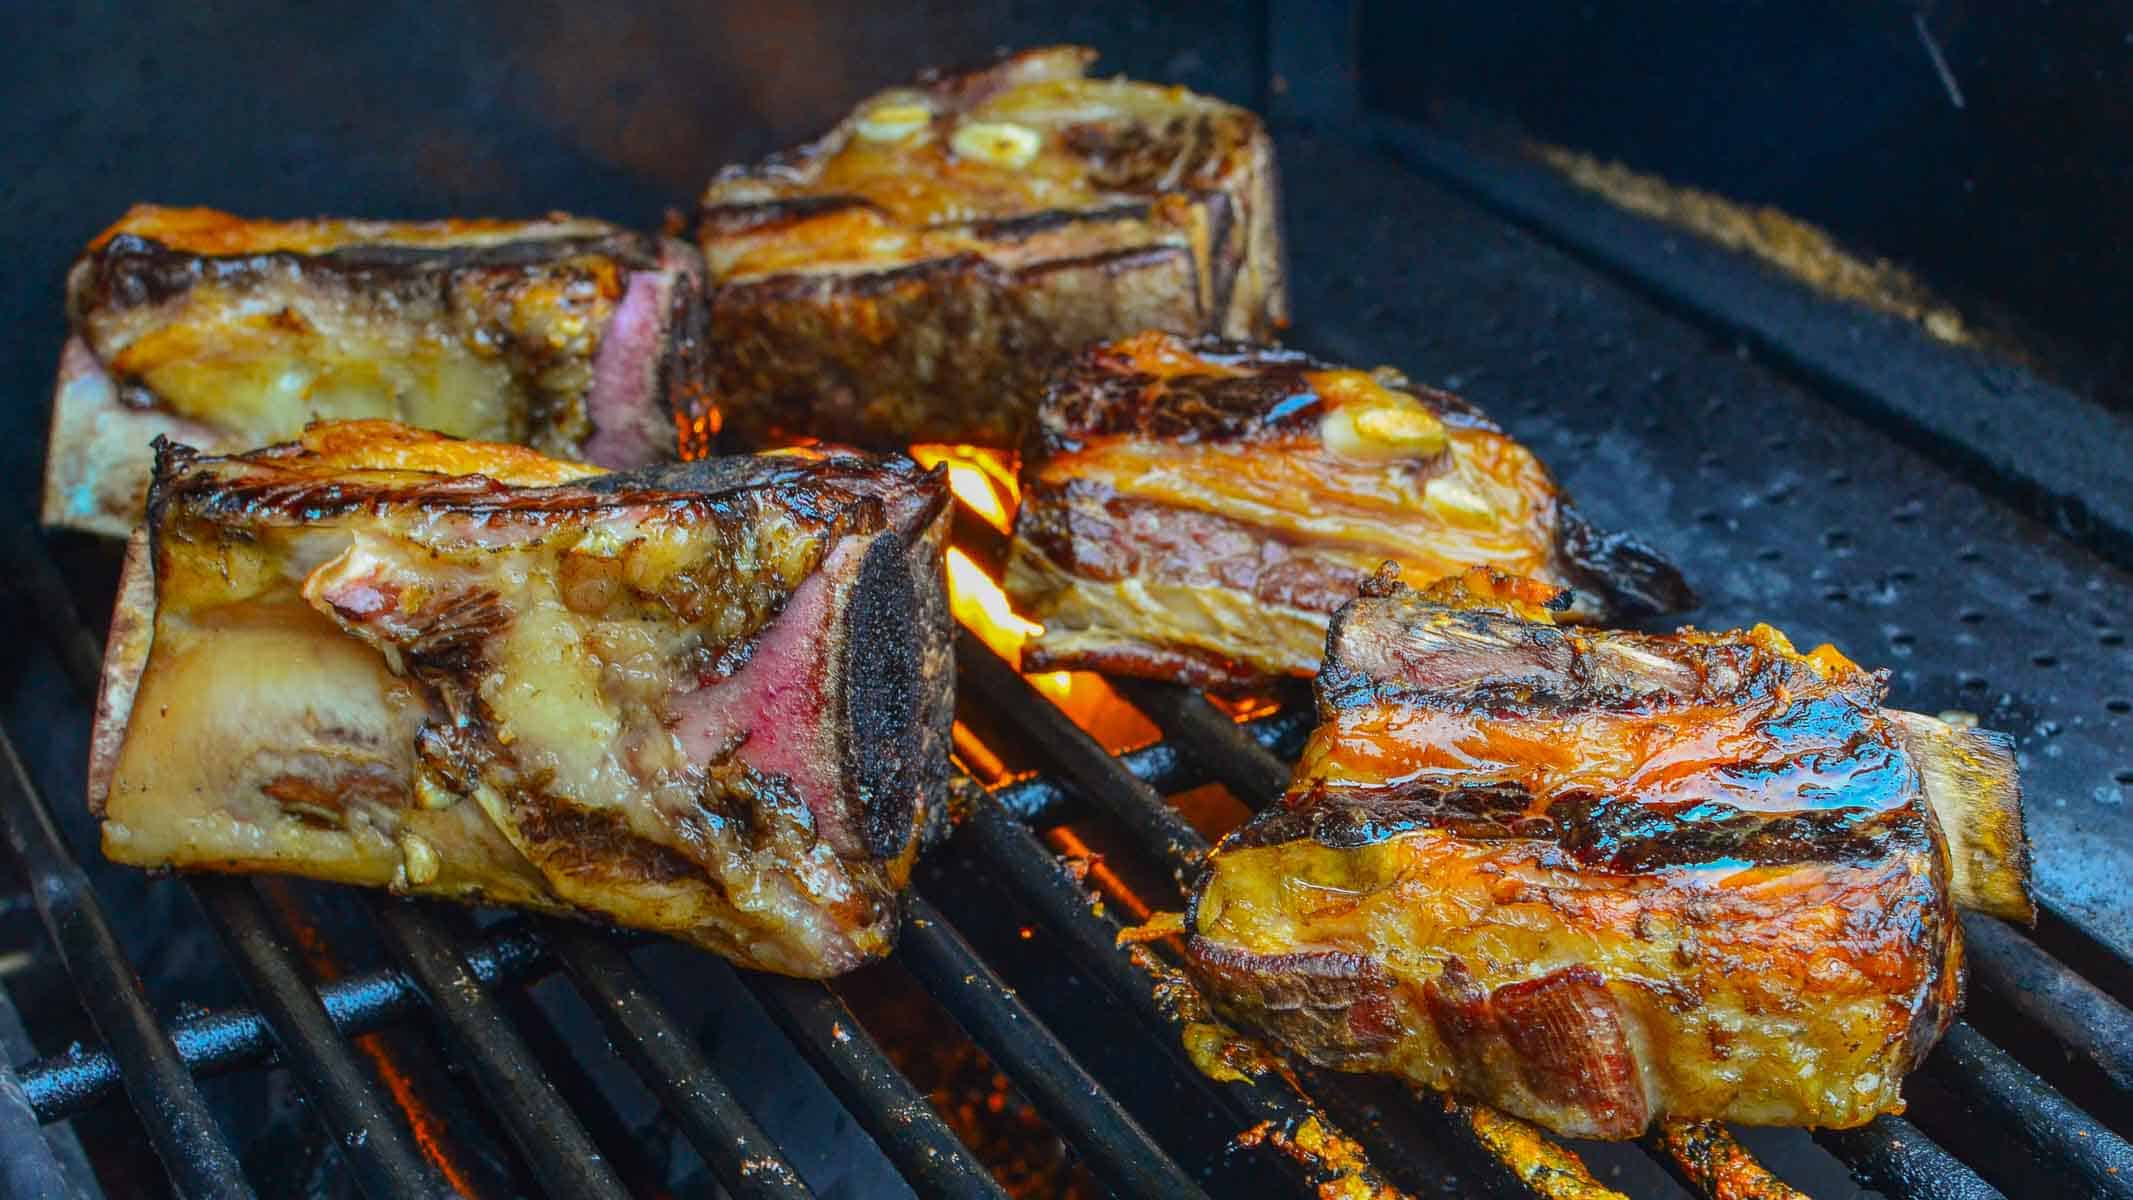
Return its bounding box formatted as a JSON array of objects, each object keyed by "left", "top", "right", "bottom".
[
  {"left": 1647, "top": 1121, "right": 1806, "bottom": 1200},
  {"left": 1815, "top": 1116, "right": 2006, "bottom": 1200},
  {"left": 18, "top": 920, "right": 547, "bottom": 1122},
  {"left": 1107, "top": 679, "right": 1295, "bottom": 805},
  {"left": 897, "top": 895, "right": 1211, "bottom": 1200},
  {"left": 367, "top": 899, "right": 631, "bottom": 1200},
  {"left": 190, "top": 876, "right": 456, "bottom": 1200},
  {"left": 0, "top": 725, "right": 256, "bottom": 1200},
  {"left": 957, "top": 629, "right": 1209, "bottom": 879},
  {"left": 1921, "top": 1023, "right": 2133, "bottom": 1199},
  {"left": 945, "top": 783, "right": 1444, "bottom": 1195},
  {"left": 734, "top": 969, "right": 1012, "bottom": 1200},
  {"left": 1963, "top": 913, "right": 2133, "bottom": 1096},
  {"left": 0, "top": 1060, "right": 82, "bottom": 1200},
  {"left": 542, "top": 921, "right": 812, "bottom": 1199},
  {"left": 992, "top": 707, "right": 1313, "bottom": 828},
  {"left": 958, "top": 642, "right": 1601, "bottom": 1196}
]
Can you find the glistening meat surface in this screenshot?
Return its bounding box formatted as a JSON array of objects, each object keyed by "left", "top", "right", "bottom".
[
  {"left": 1178, "top": 569, "right": 2031, "bottom": 1135},
  {"left": 90, "top": 421, "right": 951, "bottom": 977},
  {"left": 698, "top": 46, "right": 1286, "bottom": 449},
  {"left": 1004, "top": 333, "right": 1693, "bottom": 690},
  {"left": 45, "top": 205, "right": 707, "bottom": 537}
]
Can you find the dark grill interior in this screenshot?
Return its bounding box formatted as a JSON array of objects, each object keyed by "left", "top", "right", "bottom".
[{"left": 6, "top": 5, "right": 2133, "bottom": 1198}]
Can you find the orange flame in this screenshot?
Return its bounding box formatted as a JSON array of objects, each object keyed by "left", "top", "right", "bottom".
[
  {"left": 910, "top": 444, "right": 1018, "bottom": 533},
  {"left": 925, "top": 446, "right": 1156, "bottom": 754}
]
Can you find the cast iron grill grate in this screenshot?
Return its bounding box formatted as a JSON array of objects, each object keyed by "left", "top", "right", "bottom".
[{"left": 7, "top": 118, "right": 2133, "bottom": 1200}]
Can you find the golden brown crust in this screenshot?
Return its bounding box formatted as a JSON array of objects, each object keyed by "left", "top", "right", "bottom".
[
  {"left": 697, "top": 47, "right": 1286, "bottom": 449},
  {"left": 1180, "top": 580, "right": 2004, "bottom": 1136},
  {"left": 47, "top": 208, "right": 706, "bottom": 538},
  {"left": 87, "top": 204, "right": 625, "bottom": 257},
  {"left": 1004, "top": 336, "right": 1692, "bottom": 688},
  {"left": 96, "top": 422, "right": 950, "bottom": 976}
]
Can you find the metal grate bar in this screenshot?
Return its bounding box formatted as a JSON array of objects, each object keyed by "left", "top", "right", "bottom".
[
  {"left": 734, "top": 968, "right": 1012, "bottom": 1200},
  {"left": 543, "top": 921, "right": 812, "bottom": 1199},
  {"left": 1962, "top": 913, "right": 2133, "bottom": 1096},
  {"left": 897, "top": 895, "right": 1210, "bottom": 1200},
  {"left": 0, "top": 724, "right": 256, "bottom": 1200},
  {"left": 18, "top": 920, "right": 546, "bottom": 1122},
  {"left": 1815, "top": 1116, "right": 2005, "bottom": 1200},
  {"left": 190, "top": 876, "right": 455, "bottom": 1200},
  {"left": 1106, "top": 679, "right": 1295, "bottom": 806},
  {"left": 946, "top": 782, "right": 1457, "bottom": 1195},
  {"left": 954, "top": 640, "right": 1618, "bottom": 1196},
  {"left": 367, "top": 899, "right": 630, "bottom": 1200},
  {"left": 956, "top": 629, "right": 1209, "bottom": 879},
  {"left": 0, "top": 1059, "right": 83, "bottom": 1200},
  {"left": 1921, "top": 1023, "right": 2133, "bottom": 1198},
  {"left": 992, "top": 707, "right": 1312, "bottom": 828}
]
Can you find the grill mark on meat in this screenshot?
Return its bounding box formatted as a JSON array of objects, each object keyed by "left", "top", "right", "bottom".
[
  {"left": 699, "top": 195, "right": 878, "bottom": 238},
  {"left": 1227, "top": 777, "right": 1934, "bottom": 873},
  {"left": 80, "top": 231, "right": 662, "bottom": 312},
  {"left": 962, "top": 203, "right": 1155, "bottom": 242}
]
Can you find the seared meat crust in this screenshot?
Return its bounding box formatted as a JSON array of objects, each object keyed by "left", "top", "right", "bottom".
[
  {"left": 1182, "top": 572, "right": 2031, "bottom": 1135},
  {"left": 91, "top": 421, "right": 950, "bottom": 977},
  {"left": 46, "top": 206, "right": 707, "bottom": 538},
  {"left": 1003, "top": 334, "right": 1692, "bottom": 689},
  {"left": 698, "top": 46, "right": 1285, "bottom": 449}
]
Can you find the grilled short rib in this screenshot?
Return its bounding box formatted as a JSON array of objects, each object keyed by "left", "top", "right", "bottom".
[
  {"left": 90, "top": 421, "right": 950, "bottom": 977},
  {"left": 1002, "top": 334, "right": 1693, "bottom": 690},
  {"left": 1181, "top": 571, "right": 2031, "bottom": 1136},
  {"left": 698, "top": 45, "right": 1285, "bottom": 449},
  {"left": 47, "top": 205, "right": 707, "bottom": 538}
]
